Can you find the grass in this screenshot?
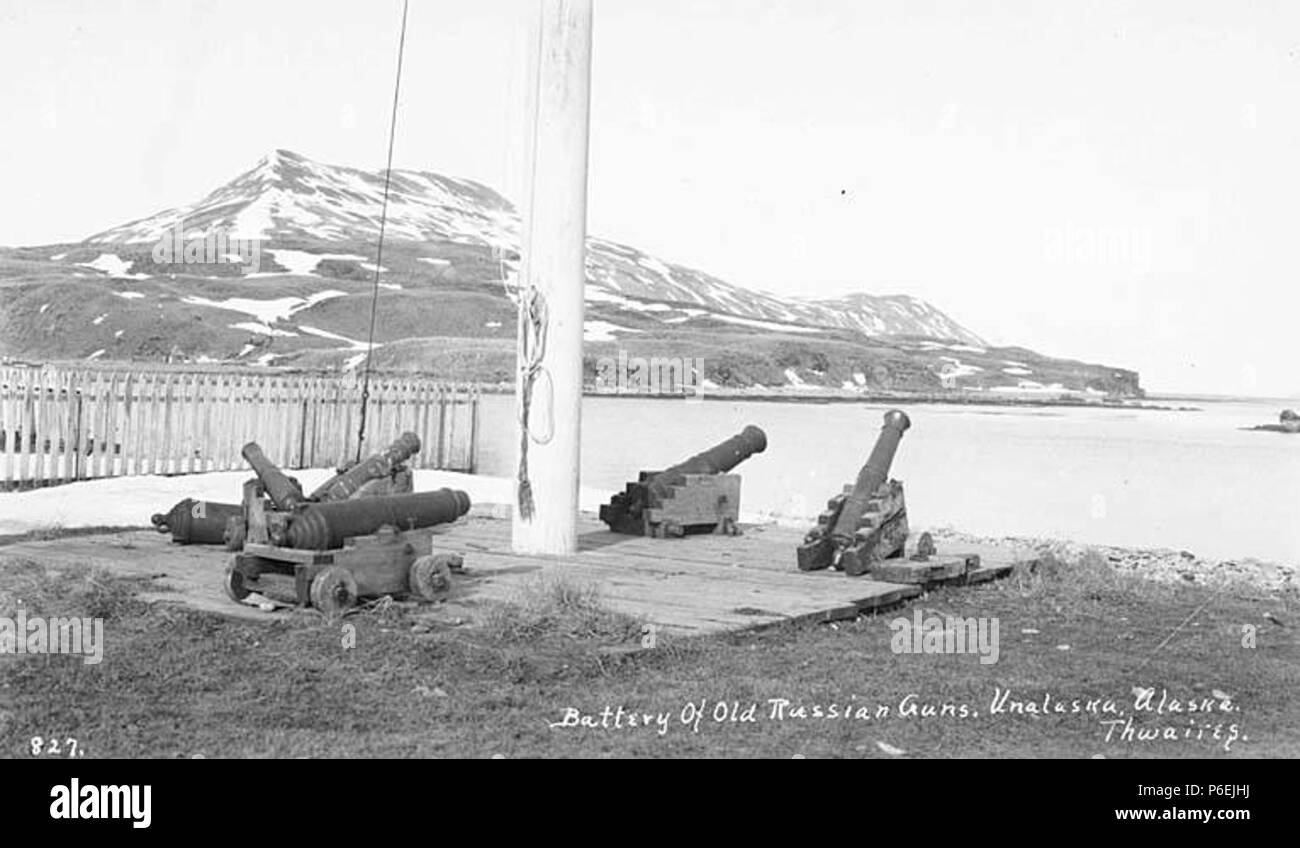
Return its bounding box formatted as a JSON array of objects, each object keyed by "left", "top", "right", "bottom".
[
  {"left": 0, "top": 559, "right": 150, "bottom": 623},
  {"left": 1012, "top": 549, "right": 1179, "bottom": 605},
  {"left": 0, "top": 546, "right": 1295, "bottom": 758},
  {"left": 0, "top": 524, "right": 144, "bottom": 547},
  {"left": 479, "top": 574, "right": 645, "bottom": 644}
]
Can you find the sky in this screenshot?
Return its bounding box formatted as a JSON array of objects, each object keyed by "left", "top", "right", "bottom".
[{"left": 0, "top": 0, "right": 1297, "bottom": 396}]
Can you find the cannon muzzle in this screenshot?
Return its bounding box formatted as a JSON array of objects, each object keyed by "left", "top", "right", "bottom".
[
  {"left": 308, "top": 432, "right": 421, "bottom": 502},
  {"left": 278, "top": 488, "right": 471, "bottom": 550},
  {"left": 829, "top": 409, "right": 910, "bottom": 544},
  {"left": 241, "top": 442, "right": 307, "bottom": 510}
]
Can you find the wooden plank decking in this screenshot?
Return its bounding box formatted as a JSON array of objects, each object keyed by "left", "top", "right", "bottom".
[
  {"left": 425, "top": 513, "right": 1025, "bottom": 635},
  {"left": 0, "top": 511, "right": 1031, "bottom": 636}
]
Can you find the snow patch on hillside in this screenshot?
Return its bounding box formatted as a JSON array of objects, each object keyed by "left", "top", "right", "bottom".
[
  {"left": 586, "top": 288, "right": 678, "bottom": 313},
  {"left": 265, "top": 249, "right": 324, "bottom": 276},
  {"left": 584, "top": 320, "right": 641, "bottom": 342},
  {"left": 229, "top": 192, "right": 278, "bottom": 240},
  {"left": 263, "top": 249, "right": 382, "bottom": 276},
  {"left": 297, "top": 325, "right": 381, "bottom": 370},
  {"left": 231, "top": 322, "right": 297, "bottom": 337},
  {"left": 79, "top": 254, "right": 148, "bottom": 279},
  {"left": 989, "top": 381, "right": 1070, "bottom": 394},
  {"left": 297, "top": 325, "right": 375, "bottom": 348},
  {"left": 182, "top": 291, "right": 346, "bottom": 324},
  {"left": 784, "top": 368, "right": 821, "bottom": 390},
  {"left": 938, "top": 356, "right": 984, "bottom": 379},
  {"left": 704, "top": 313, "right": 820, "bottom": 334}
]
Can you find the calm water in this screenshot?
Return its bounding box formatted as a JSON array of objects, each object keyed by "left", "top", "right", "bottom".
[{"left": 475, "top": 394, "right": 1300, "bottom": 565}]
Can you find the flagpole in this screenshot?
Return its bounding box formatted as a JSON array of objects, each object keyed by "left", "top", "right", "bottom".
[{"left": 512, "top": 0, "right": 593, "bottom": 556}]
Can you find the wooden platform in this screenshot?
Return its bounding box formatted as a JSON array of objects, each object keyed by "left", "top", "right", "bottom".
[
  {"left": 423, "top": 513, "right": 1025, "bottom": 636},
  {"left": 0, "top": 512, "right": 1031, "bottom": 636}
]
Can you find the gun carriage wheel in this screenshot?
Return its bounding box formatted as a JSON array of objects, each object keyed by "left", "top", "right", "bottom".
[
  {"left": 409, "top": 554, "right": 458, "bottom": 600},
  {"left": 310, "top": 566, "right": 359, "bottom": 614}
]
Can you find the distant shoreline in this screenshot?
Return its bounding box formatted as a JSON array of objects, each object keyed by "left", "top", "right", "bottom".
[
  {"left": 3, "top": 360, "right": 1198, "bottom": 412},
  {"left": 480, "top": 385, "right": 1198, "bottom": 412}
]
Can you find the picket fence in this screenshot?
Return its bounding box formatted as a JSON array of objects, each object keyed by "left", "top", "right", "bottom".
[{"left": 0, "top": 366, "right": 480, "bottom": 489}]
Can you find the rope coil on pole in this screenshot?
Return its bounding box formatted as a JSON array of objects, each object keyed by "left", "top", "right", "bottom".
[{"left": 515, "top": 282, "right": 554, "bottom": 520}]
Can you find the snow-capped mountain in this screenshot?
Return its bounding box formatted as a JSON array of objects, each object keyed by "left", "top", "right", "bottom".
[
  {"left": 1, "top": 149, "right": 1142, "bottom": 397},
  {"left": 86, "top": 149, "right": 985, "bottom": 346},
  {"left": 88, "top": 149, "right": 518, "bottom": 250}
]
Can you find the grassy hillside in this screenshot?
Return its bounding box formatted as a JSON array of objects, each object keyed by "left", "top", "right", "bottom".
[{"left": 0, "top": 244, "right": 1143, "bottom": 399}]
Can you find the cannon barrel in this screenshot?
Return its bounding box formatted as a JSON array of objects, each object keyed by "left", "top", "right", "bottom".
[
  {"left": 646, "top": 425, "right": 767, "bottom": 501},
  {"left": 241, "top": 442, "right": 307, "bottom": 510},
  {"left": 829, "top": 409, "right": 910, "bottom": 544},
  {"left": 279, "top": 488, "right": 471, "bottom": 550},
  {"left": 308, "top": 432, "right": 421, "bottom": 503},
  {"left": 151, "top": 498, "right": 243, "bottom": 545}
]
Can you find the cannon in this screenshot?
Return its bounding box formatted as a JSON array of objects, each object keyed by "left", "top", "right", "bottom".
[
  {"left": 276, "top": 489, "right": 471, "bottom": 550},
  {"left": 224, "top": 433, "right": 422, "bottom": 548},
  {"left": 225, "top": 488, "right": 472, "bottom": 613},
  {"left": 151, "top": 498, "right": 243, "bottom": 545},
  {"left": 797, "top": 409, "right": 912, "bottom": 575},
  {"left": 241, "top": 442, "right": 308, "bottom": 511},
  {"left": 599, "top": 425, "right": 767, "bottom": 537},
  {"left": 796, "top": 409, "right": 982, "bottom": 580},
  {"left": 243, "top": 433, "right": 420, "bottom": 507},
  {"left": 308, "top": 432, "right": 420, "bottom": 502}
]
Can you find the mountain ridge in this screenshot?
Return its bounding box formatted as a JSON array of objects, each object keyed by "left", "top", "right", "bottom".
[
  {"left": 83, "top": 148, "right": 987, "bottom": 346},
  {"left": 0, "top": 149, "right": 1141, "bottom": 399}
]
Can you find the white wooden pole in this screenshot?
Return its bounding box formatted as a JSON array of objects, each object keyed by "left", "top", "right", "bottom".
[{"left": 512, "top": 0, "right": 592, "bottom": 555}]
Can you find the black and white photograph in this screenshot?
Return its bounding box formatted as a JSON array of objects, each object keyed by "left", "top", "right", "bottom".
[{"left": 0, "top": 0, "right": 1294, "bottom": 797}]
